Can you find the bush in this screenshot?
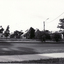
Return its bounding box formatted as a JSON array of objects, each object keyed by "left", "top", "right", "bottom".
[
  {"left": 52, "top": 33, "right": 61, "bottom": 42},
  {"left": 41, "top": 31, "right": 51, "bottom": 42}
]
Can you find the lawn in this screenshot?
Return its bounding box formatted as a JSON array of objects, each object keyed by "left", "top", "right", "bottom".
[
  {"left": 0, "top": 42, "right": 64, "bottom": 55},
  {"left": 0, "top": 42, "right": 63, "bottom": 63}
]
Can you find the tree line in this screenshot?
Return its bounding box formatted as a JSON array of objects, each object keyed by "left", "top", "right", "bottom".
[
  {"left": 24, "top": 27, "right": 62, "bottom": 42},
  {"left": 0, "top": 18, "right": 64, "bottom": 42},
  {"left": 0, "top": 25, "right": 23, "bottom": 38}
]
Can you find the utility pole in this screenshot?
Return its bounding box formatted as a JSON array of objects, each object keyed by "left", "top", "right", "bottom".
[
  {"left": 43, "top": 18, "right": 49, "bottom": 31},
  {"left": 43, "top": 21, "right": 45, "bottom": 31}
]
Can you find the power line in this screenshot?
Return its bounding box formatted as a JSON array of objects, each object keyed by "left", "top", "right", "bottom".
[{"left": 48, "top": 12, "right": 64, "bottom": 23}]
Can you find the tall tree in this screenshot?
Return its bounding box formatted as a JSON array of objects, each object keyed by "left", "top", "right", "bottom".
[
  {"left": 0, "top": 27, "right": 4, "bottom": 33},
  {"left": 57, "top": 18, "right": 64, "bottom": 29},
  {"left": 35, "top": 29, "right": 42, "bottom": 39},
  {"left": 25, "top": 27, "right": 35, "bottom": 39},
  {"left": 4, "top": 25, "right": 10, "bottom": 38},
  {"left": 29, "top": 27, "right": 35, "bottom": 39}
]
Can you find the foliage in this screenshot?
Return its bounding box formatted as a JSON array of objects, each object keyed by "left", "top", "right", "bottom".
[
  {"left": 10, "top": 30, "right": 23, "bottom": 38},
  {"left": 35, "top": 30, "right": 51, "bottom": 42},
  {"left": 40, "top": 31, "right": 51, "bottom": 42},
  {"left": 52, "top": 32, "right": 61, "bottom": 42},
  {"left": 29, "top": 27, "right": 35, "bottom": 39},
  {"left": 35, "top": 29, "right": 42, "bottom": 39},
  {"left": 57, "top": 18, "right": 64, "bottom": 29},
  {"left": 10, "top": 34, "right": 15, "bottom": 38},
  {"left": 44, "top": 30, "right": 51, "bottom": 40},
  {"left": 0, "top": 28, "right": 4, "bottom": 33},
  {"left": 25, "top": 27, "right": 35, "bottom": 39}
]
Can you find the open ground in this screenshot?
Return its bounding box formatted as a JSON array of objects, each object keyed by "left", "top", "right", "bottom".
[
  {"left": 0, "top": 41, "right": 64, "bottom": 55},
  {"left": 0, "top": 41, "right": 64, "bottom": 63}
]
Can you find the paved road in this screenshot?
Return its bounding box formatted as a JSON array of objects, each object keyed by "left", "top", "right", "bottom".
[{"left": 0, "top": 53, "right": 64, "bottom": 62}]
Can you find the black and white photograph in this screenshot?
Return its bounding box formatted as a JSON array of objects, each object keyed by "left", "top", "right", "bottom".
[{"left": 0, "top": 0, "right": 64, "bottom": 64}]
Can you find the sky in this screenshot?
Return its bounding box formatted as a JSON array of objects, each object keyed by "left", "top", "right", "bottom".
[{"left": 0, "top": 0, "right": 64, "bottom": 32}]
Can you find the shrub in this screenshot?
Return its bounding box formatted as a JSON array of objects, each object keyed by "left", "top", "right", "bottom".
[{"left": 52, "top": 32, "right": 61, "bottom": 42}]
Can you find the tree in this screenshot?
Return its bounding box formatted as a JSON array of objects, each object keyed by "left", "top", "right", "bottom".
[
  {"left": 13, "top": 30, "right": 23, "bottom": 38},
  {"left": 52, "top": 32, "right": 61, "bottom": 42},
  {"left": 0, "top": 27, "right": 4, "bottom": 33},
  {"left": 29, "top": 27, "right": 35, "bottom": 39},
  {"left": 24, "top": 27, "right": 35, "bottom": 39},
  {"left": 44, "top": 30, "right": 51, "bottom": 40},
  {"left": 35, "top": 29, "right": 42, "bottom": 39},
  {"left": 4, "top": 25, "right": 10, "bottom": 38},
  {"left": 35, "top": 29, "right": 51, "bottom": 42},
  {"left": 10, "top": 34, "right": 15, "bottom": 38},
  {"left": 57, "top": 18, "right": 64, "bottom": 29},
  {"left": 0, "top": 26, "right": 4, "bottom": 37}
]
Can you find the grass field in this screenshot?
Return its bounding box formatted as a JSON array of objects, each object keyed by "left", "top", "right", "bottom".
[
  {"left": 0, "top": 41, "right": 63, "bottom": 63},
  {"left": 0, "top": 43, "right": 38, "bottom": 55},
  {"left": 0, "top": 41, "right": 64, "bottom": 55}
]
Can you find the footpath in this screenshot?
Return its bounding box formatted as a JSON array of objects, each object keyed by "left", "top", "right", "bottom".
[{"left": 0, "top": 53, "right": 64, "bottom": 62}]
